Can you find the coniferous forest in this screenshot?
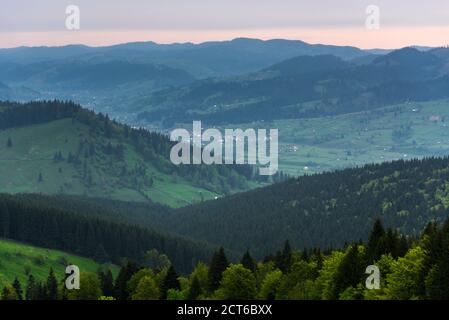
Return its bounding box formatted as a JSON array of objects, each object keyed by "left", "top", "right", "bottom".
[{"left": 2, "top": 218, "right": 448, "bottom": 300}]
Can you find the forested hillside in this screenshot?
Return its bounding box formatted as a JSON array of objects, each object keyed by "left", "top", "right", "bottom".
[
  {"left": 156, "top": 157, "right": 449, "bottom": 257},
  {"left": 2, "top": 218, "right": 448, "bottom": 300},
  {"left": 19, "top": 156, "right": 449, "bottom": 262},
  {"left": 0, "top": 100, "right": 260, "bottom": 206},
  {"left": 0, "top": 193, "right": 215, "bottom": 274},
  {"left": 138, "top": 47, "right": 449, "bottom": 126},
  {"left": 2, "top": 194, "right": 172, "bottom": 229}
]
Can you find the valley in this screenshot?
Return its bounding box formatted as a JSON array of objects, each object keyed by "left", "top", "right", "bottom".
[
  {"left": 1, "top": 38, "right": 449, "bottom": 301},
  {"left": 242, "top": 99, "right": 449, "bottom": 175}
]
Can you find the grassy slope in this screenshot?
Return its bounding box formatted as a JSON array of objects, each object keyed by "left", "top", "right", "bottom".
[
  {"left": 0, "top": 118, "right": 218, "bottom": 207},
  {"left": 219, "top": 99, "right": 449, "bottom": 175},
  {"left": 0, "top": 239, "right": 118, "bottom": 288}
]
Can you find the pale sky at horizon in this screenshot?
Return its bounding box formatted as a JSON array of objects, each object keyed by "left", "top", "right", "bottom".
[{"left": 1, "top": 0, "right": 448, "bottom": 49}]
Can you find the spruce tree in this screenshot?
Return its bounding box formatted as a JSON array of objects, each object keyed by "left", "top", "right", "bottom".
[
  {"left": 282, "top": 240, "right": 293, "bottom": 273},
  {"left": 241, "top": 250, "right": 257, "bottom": 272},
  {"left": 46, "top": 268, "right": 58, "bottom": 300},
  {"left": 1, "top": 286, "right": 18, "bottom": 300},
  {"left": 37, "top": 282, "right": 47, "bottom": 300},
  {"left": 397, "top": 235, "right": 409, "bottom": 257},
  {"left": 187, "top": 276, "right": 201, "bottom": 300},
  {"left": 160, "top": 265, "right": 180, "bottom": 299},
  {"left": 367, "top": 218, "right": 385, "bottom": 262},
  {"left": 100, "top": 269, "right": 114, "bottom": 297},
  {"left": 426, "top": 220, "right": 449, "bottom": 299},
  {"left": 12, "top": 277, "right": 22, "bottom": 300},
  {"left": 114, "top": 262, "right": 140, "bottom": 300},
  {"left": 385, "top": 229, "right": 400, "bottom": 258},
  {"left": 311, "top": 248, "right": 324, "bottom": 279},
  {"left": 275, "top": 240, "right": 293, "bottom": 273},
  {"left": 419, "top": 221, "right": 440, "bottom": 296},
  {"left": 25, "top": 274, "right": 37, "bottom": 300},
  {"left": 315, "top": 248, "right": 324, "bottom": 271},
  {"left": 302, "top": 248, "right": 309, "bottom": 262},
  {"left": 208, "top": 247, "right": 228, "bottom": 292},
  {"left": 332, "top": 244, "right": 366, "bottom": 299}
]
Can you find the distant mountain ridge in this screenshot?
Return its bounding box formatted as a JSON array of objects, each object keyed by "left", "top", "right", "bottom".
[
  {"left": 0, "top": 38, "right": 377, "bottom": 120},
  {"left": 0, "top": 39, "right": 444, "bottom": 127},
  {"left": 0, "top": 38, "right": 367, "bottom": 67},
  {"left": 137, "top": 47, "right": 449, "bottom": 126},
  {"left": 0, "top": 60, "right": 195, "bottom": 90},
  {"left": 262, "top": 54, "right": 350, "bottom": 77}
]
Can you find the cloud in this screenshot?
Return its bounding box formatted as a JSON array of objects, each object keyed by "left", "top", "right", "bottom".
[{"left": 2, "top": 0, "right": 449, "bottom": 32}]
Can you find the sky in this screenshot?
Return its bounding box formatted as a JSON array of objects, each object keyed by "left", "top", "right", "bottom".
[{"left": 1, "top": 0, "right": 448, "bottom": 49}]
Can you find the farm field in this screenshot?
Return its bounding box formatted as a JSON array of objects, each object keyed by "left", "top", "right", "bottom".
[{"left": 255, "top": 99, "right": 449, "bottom": 175}]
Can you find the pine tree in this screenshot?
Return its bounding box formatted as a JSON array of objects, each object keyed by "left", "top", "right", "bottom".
[
  {"left": 385, "top": 229, "right": 400, "bottom": 258},
  {"left": 187, "top": 276, "right": 201, "bottom": 300},
  {"left": 419, "top": 221, "right": 440, "bottom": 296},
  {"left": 315, "top": 248, "right": 324, "bottom": 270},
  {"left": 397, "top": 235, "right": 409, "bottom": 257},
  {"left": 6, "top": 137, "right": 12, "bottom": 148},
  {"left": 426, "top": 220, "right": 449, "bottom": 299},
  {"left": 114, "top": 262, "right": 139, "bottom": 300},
  {"left": 25, "top": 274, "right": 37, "bottom": 300},
  {"left": 367, "top": 218, "right": 386, "bottom": 262},
  {"left": 282, "top": 240, "right": 293, "bottom": 272},
  {"left": 38, "top": 172, "right": 43, "bottom": 183},
  {"left": 208, "top": 247, "right": 228, "bottom": 292},
  {"left": 302, "top": 248, "right": 309, "bottom": 262},
  {"left": 1, "top": 285, "right": 18, "bottom": 300},
  {"left": 311, "top": 248, "right": 324, "bottom": 279},
  {"left": 160, "top": 265, "right": 180, "bottom": 299},
  {"left": 241, "top": 250, "right": 257, "bottom": 272},
  {"left": 37, "top": 282, "right": 47, "bottom": 300},
  {"left": 99, "top": 269, "right": 114, "bottom": 297},
  {"left": 46, "top": 268, "right": 58, "bottom": 300},
  {"left": 12, "top": 277, "right": 22, "bottom": 300},
  {"left": 332, "top": 244, "right": 366, "bottom": 299},
  {"left": 276, "top": 240, "right": 293, "bottom": 273}
]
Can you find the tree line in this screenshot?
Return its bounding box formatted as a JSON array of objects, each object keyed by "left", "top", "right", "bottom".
[
  {"left": 0, "top": 193, "right": 215, "bottom": 274},
  {"left": 2, "top": 217, "right": 448, "bottom": 300},
  {"left": 158, "top": 156, "right": 449, "bottom": 257}
]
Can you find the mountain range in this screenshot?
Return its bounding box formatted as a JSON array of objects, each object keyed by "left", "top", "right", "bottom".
[
  {"left": 137, "top": 47, "right": 449, "bottom": 126},
  {"left": 0, "top": 38, "right": 375, "bottom": 121}
]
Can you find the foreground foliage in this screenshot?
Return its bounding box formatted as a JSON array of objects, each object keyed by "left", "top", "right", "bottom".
[{"left": 2, "top": 218, "right": 448, "bottom": 300}]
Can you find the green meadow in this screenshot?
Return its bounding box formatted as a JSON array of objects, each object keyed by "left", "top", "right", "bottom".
[
  {"left": 0, "top": 239, "right": 118, "bottom": 288},
  {"left": 248, "top": 99, "right": 449, "bottom": 175},
  {"left": 0, "top": 118, "right": 218, "bottom": 207}
]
